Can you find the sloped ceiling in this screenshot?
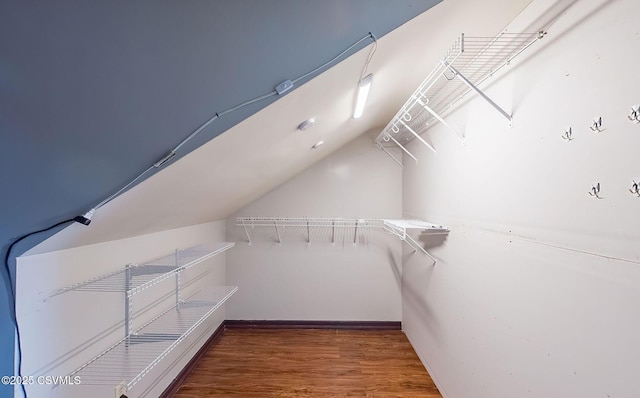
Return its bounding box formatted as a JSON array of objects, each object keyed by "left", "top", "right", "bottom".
[
  {"left": 1, "top": 0, "right": 442, "bottom": 257},
  {"left": 1, "top": 0, "right": 536, "bottom": 255}
]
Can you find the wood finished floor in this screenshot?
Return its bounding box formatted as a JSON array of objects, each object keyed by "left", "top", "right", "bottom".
[{"left": 172, "top": 329, "right": 442, "bottom": 397}]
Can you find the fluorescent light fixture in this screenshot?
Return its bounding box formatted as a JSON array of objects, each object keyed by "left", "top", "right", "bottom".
[{"left": 353, "top": 73, "right": 373, "bottom": 119}]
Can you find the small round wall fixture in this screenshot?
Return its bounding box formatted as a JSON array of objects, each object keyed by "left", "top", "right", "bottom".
[
  {"left": 311, "top": 140, "right": 324, "bottom": 149},
  {"left": 297, "top": 118, "right": 315, "bottom": 131}
]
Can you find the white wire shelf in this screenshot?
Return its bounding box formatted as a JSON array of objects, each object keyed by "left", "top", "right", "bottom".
[
  {"left": 382, "top": 219, "right": 449, "bottom": 264},
  {"left": 236, "top": 217, "right": 449, "bottom": 261},
  {"left": 67, "top": 286, "right": 237, "bottom": 390},
  {"left": 383, "top": 219, "right": 448, "bottom": 238},
  {"left": 237, "top": 217, "right": 383, "bottom": 228},
  {"left": 50, "top": 242, "right": 235, "bottom": 297},
  {"left": 375, "top": 31, "right": 545, "bottom": 164},
  {"left": 236, "top": 217, "right": 384, "bottom": 246}
]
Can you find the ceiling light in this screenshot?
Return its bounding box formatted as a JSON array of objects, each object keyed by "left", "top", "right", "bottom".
[
  {"left": 297, "top": 118, "right": 315, "bottom": 131},
  {"left": 311, "top": 140, "right": 324, "bottom": 149},
  {"left": 353, "top": 73, "right": 373, "bottom": 119}
]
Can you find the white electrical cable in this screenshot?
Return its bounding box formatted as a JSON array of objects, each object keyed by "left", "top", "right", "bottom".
[
  {"left": 92, "top": 32, "right": 377, "bottom": 211},
  {"left": 292, "top": 32, "right": 376, "bottom": 84},
  {"left": 359, "top": 33, "right": 378, "bottom": 81},
  {"left": 95, "top": 165, "right": 155, "bottom": 210}
]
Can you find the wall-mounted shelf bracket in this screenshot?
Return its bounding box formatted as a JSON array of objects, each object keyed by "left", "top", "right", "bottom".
[
  {"left": 399, "top": 119, "right": 437, "bottom": 153},
  {"left": 331, "top": 220, "right": 336, "bottom": 246},
  {"left": 274, "top": 221, "right": 282, "bottom": 245},
  {"left": 415, "top": 97, "right": 464, "bottom": 142},
  {"left": 376, "top": 143, "right": 403, "bottom": 167},
  {"left": 241, "top": 219, "right": 252, "bottom": 246},
  {"left": 384, "top": 133, "right": 418, "bottom": 163},
  {"left": 382, "top": 219, "right": 449, "bottom": 265},
  {"left": 442, "top": 61, "right": 512, "bottom": 123}
]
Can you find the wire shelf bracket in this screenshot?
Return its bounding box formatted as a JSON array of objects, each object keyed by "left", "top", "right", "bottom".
[
  {"left": 375, "top": 31, "right": 546, "bottom": 165},
  {"left": 382, "top": 219, "right": 449, "bottom": 264}
]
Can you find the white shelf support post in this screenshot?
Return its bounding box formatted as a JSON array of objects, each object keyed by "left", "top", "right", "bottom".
[
  {"left": 353, "top": 220, "right": 358, "bottom": 246},
  {"left": 443, "top": 61, "right": 512, "bottom": 123},
  {"left": 386, "top": 133, "right": 418, "bottom": 162},
  {"left": 331, "top": 220, "right": 336, "bottom": 246},
  {"left": 404, "top": 234, "right": 438, "bottom": 265},
  {"left": 416, "top": 97, "right": 464, "bottom": 141},
  {"left": 241, "top": 219, "right": 252, "bottom": 246},
  {"left": 399, "top": 119, "right": 437, "bottom": 153},
  {"left": 175, "top": 249, "right": 181, "bottom": 307},
  {"left": 377, "top": 143, "right": 403, "bottom": 167},
  {"left": 307, "top": 219, "right": 311, "bottom": 246},
  {"left": 124, "top": 264, "right": 133, "bottom": 342},
  {"left": 274, "top": 221, "right": 282, "bottom": 245}
]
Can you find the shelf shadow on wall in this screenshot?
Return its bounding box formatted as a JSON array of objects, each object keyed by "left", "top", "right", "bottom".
[
  {"left": 419, "top": 231, "right": 449, "bottom": 248},
  {"left": 401, "top": 257, "right": 446, "bottom": 345},
  {"left": 386, "top": 249, "right": 402, "bottom": 288},
  {"left": 415, "top": 231, "right": 449, "bottom": 263}
]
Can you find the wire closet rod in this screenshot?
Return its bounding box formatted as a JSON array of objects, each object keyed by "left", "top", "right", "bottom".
[{"left": 89, "top": 33, "right": 377, "bottom": 213}]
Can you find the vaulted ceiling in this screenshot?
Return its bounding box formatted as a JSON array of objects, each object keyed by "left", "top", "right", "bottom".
[{"left": 1, "top": 0, "right": 534, "bottom": 256}]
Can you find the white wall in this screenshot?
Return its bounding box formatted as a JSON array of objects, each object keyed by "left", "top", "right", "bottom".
[
  {"left": 226, "top": 133, "right": 404, "bottom": 321},
  {"left": 401, "top": 1, "right": 640, "bottom": 397},
  {"left": 16, "top": 220, "right": 228, "bottom": 398}
]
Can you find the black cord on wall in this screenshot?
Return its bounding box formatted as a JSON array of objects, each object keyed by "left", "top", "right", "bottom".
[{"left": 3, "top": 218, "right": 75, "bottom": 398}]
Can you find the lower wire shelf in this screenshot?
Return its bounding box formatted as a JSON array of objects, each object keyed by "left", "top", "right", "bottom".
[{"left": 68, "top": 286, "right": 237, "bottom": 390}]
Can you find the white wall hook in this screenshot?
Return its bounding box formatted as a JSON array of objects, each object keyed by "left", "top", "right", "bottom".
[
  {"left": 589, "top": 182, "right": 601, "bottom": 198},
  {"left": 630, "top": 180, "right": 640, "bottom": 196},
  {"left": 628, "top": 105, "right": 640, "bottom": 124},
  {"left": 561, "top": 127, "right": 573, "bottom": 141},
  {"left": 590, "top": 116, "right": 603, "bottom": 132}
]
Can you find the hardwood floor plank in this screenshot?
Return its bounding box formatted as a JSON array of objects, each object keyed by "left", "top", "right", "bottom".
[{"left": 171, "top": 329, "right": 442, "bottom": 398}]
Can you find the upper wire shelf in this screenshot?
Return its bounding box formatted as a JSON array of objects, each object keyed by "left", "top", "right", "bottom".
[
  {"left": 237, "top": 217, "right": 383, "bottom": 228},
  {"left": 67, "top": 286, "right": 237, "bottom": 390},
  {"left": 50, "top": 243, "right": 235, "bottom": 298},
  {"left": 375, "top": 31, "right": 545, "bottom": 164},
  {"left": 237, "top": 217, "right": 384, "bottom": 246},
  {"left": 236, "top": 217, "right": 449, "bottom": 261}
]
